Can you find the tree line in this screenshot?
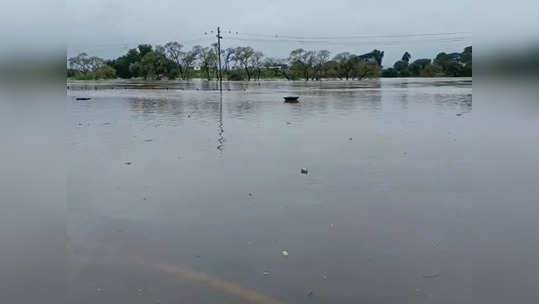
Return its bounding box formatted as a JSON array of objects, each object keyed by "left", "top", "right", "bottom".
[
  {"left": 382, "top": 47, "right": 472, "bottom": 77},
  {"left": 68, "top": 43, "right": 471, "bottom": 80}
]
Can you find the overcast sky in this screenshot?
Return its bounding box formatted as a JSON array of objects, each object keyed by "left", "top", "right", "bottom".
[{"left": 67, "top": 0, "right": 475, "bottom": 65}]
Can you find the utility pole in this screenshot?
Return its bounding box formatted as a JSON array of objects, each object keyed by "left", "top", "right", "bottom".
[{"left": 216, "top": 26, "right": 223, "bottom": 91}]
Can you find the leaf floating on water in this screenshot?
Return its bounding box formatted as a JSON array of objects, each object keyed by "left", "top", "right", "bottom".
[{"left": 281, "top": 250, "right": 289, "bottom": 257}]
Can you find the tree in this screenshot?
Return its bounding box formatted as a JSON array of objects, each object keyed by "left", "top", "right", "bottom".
[
  {"left": 68, "top": 53, "right": 116, "bottom": 80},
  {"left": 250, "top": 51, "right": 264, "bottom": 80},
  {"left": 224, "top": 48, "right": 235, "bottom": 74},
  {"left": 289, "top": 49, "right": 315, "bottom": 81},
  {"left": 421, "top": 64, "right": 443, "bottom": 77},
  {"left": 393, "top": 60, "right": 409, "bottom": 72},
  {"left": 409, "top": 58, "right": 432, "bottom": 76},
  {"left": 333, "top": 52, "right": 354, "bottom": 80},
  {"left": 135, "top": 51, "right": 168, "bottom": 80},
  {"left": 182, "top": 48, "right": 199, "bottom": 80},
  {"left": 358, "top": 49, "right": 385, "bottom": 67},
  {"left": 195, "top": 46, "right": 217, "bottom": 80},
  {"left": 138, "top": 44, "right": 153, "bottom": 58},
  {"left": 382, "top": 68, "right": 399, "bottom": 77},
  {"left": 94, "top": 65, "right": 116, "bottom": 79},
  {"left": 68, "top": 53, "right": 104, "bottom": 74},
  {"left": 313, "top": 50, "right": 330, "bottom": 80},
  {"left": 164, "top": 41, "right": 185, "bottom": 79},
  {"left": 402, "top": 51, "right": 411, "bottom": 63},
  {"left": 350, "top": 56, "right": 380, "bottom": 80},
  {"left": 109, "top": 48, "right": 141, "bottom": 78},
  {"left": 233, "top": 47, "right": 256, "bottom": 80}
]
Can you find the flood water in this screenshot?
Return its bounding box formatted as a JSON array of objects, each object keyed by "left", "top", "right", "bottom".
[{"left": 60, "top": 78, "right": 536, "bottom": 303}]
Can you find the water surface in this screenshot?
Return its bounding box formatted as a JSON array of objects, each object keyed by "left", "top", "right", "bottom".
[{"left": 66, "top": 78, "right": 533, "bottom": 304}]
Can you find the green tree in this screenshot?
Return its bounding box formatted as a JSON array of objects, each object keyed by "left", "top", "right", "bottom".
[
  {"left": 135, "top": 51, "right": 168, "bottom": 80},
  {"left": 137, "top": 44, "right": 153, "bottom": 58},
  {"left": 109, "top": 48, "right": 140, "bottom": 78},
  {"left": 402, "top": 51, "right": 411, "bottom": 63},
  {"left": 409, "top": 58, "right": 432, "bottom": 76}
]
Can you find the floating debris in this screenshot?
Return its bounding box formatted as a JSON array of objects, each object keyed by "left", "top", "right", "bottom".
[
  {"left": 281, "top": 250, "right": 289, "bottom": 257},
  {"left": 263, "top": 271, "right": 271, "bottom": 276},
  {"left": 284, "top": 96, "right": 300, "bottom": 103},
  {"left": 307, "top": 290, "right": 314, "bottom": 297},
  {"left": 248, "top": 193, "right": 253, "bottom": 197},
  {"left": 422, "top": 272, "right": 441, "bottom": 279},
  {"left": 76, "top": 97, "right": 91, "bottom": 101},
  {"left": 124, "top": 162, "right": 132, "bottom": 165},
  {"left": 349, "top": 137, "right": 353, "bottom": 141},
  {"left": 456, "top": 113, "right": 463, "bottom": 116},
  {"left": 144, "top": 139, "right": 153, "bottom": 142},
  {"left": 301, "top": 168, "right": 309, "bottom": 175}
]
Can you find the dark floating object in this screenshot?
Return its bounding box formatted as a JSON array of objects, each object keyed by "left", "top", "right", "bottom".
[
  {"left": 456, "top": 113, "right": 463, "bottom": 116},
  {"left": 283, "top": 96, "right": 300, "bottom": 103},
  {"left": 301, "top": 168, "right": 309, "bottom": 175},
  {"left": 124, "top": 162, "right": 132, "bottom": 166},
  {"left": 76, "top": 97, "right": 91, "bottom": 101}
]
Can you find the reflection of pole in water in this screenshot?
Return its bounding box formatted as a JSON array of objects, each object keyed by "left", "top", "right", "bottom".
[{"left": 217, "top": 92, "right": 224, "bottom": 152}]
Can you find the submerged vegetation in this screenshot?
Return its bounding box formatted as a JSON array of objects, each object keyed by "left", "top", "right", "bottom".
[{"left": 68, "top": 43, "right": 472, "bottom": 81}]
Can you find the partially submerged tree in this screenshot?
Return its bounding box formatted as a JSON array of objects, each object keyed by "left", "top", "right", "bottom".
[
  {"left": 194, "top": 45, "right": 218, "bottom": 80},
  {"left": 233, "top": 47, "right": 256, "bottom": 80},
  {"left": 289, "top": 48, "right": 315, "bottom": 80},
  {"left": 68, "top": 53, "right": 105, "bottom": 74},
  {"left": 313, "top": 50, "right": 330, "bottom": 80},
  {"left": 164, "top": 41, "right": 185, "bottom": 79},
  {"left": 68, "top": 53, "right": 116, "bottom": 80},
  {"left": 130, "top": 51, "right": 168, "bottom": 80}
]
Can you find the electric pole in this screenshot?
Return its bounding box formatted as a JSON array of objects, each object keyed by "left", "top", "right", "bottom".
[{"left": 216, "top": 26, "right": 223, "bottom": 91}]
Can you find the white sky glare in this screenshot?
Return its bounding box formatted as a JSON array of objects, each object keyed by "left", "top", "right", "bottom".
[{"left": 67, "top": 0, "right": 474, "bottom": 66}]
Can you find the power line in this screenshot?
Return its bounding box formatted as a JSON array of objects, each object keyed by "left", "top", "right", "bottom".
[
  {"left": 235, "top": 31, "right": 472, "bottom": 40},
  {"left": 222, "top": 36, "right": 471, "bottom": 46}
]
